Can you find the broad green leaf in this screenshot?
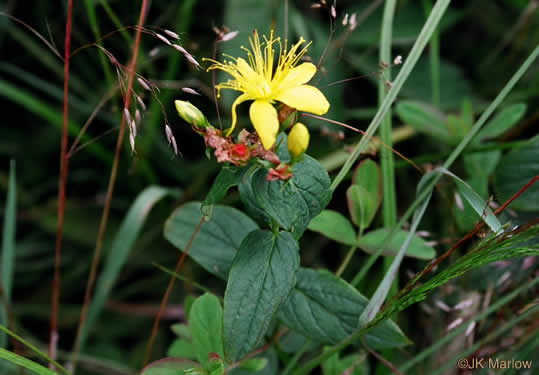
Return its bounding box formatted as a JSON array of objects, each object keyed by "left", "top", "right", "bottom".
[
  {"left": 493, "top": 136, "right": 539, "bottom": 211},
  {"left": 239, "top": 155, "right": 331, "bottom": 239},
  {"left": 168, "top": 339, "right": 197, "bottom": 360},
  {"left": 81, "top": 186, "right": 179, "bottom": 352},
  {"left": 164, "top": 202, "right": 259, "bottom": 279},
  {"left": 476, "top": 103, "right": 527, "bottom": 141},
  {"left": 190, "top": 293, "right": 225, "bottom": 365},
  {"left": 278, "top": 269, "right": 410, "bottom": 349},
  {"left": 396, "top": 100, "right": 452, "bottom": 142},
  {"left": 308, "top": 210, "right": 356, "bottom": 246},
  {"left": 358, "top": 228, "right": 436, "bottom": 260},
  {"left": 140, "top": 358, "right": 198, "bottom": 375},
  {"left": 347, "top": 185, "right": 379, "bottom": 232},
  {"left": 224, "top": 230, "right": 299, "bottom": 362},
  {"left": 349, "top": 159, "right": 381, "bottom": 231},
  {"left": 352, "top": 159, "right": 381, "bottom": 197}
]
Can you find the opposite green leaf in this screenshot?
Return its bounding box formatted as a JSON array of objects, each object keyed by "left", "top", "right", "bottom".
[
  {"left": 358, "top": 228, "right": 436, "bottom": 260},
  {"left": 347, "top": 185, "right": 379, "bottom": 232},
  {"left": 165, "top": 202, "right": 259, "bottom": 279},
  {"left": 224, "top": 230, "right": 300, "bottom": 362},
  {"left": 308, "top": 210, "right": 357, "bottom": 246},
  {"left": 190, "top": 293, "right": 225, "bottom": 365},
  {"left": 240, "top": 155, "right": 331, "bottom": 239},
  {"left": 278, "top": 268, "right": 410, "bottom": 349}
]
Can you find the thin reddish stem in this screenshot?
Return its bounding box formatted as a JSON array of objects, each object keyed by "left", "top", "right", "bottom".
[
  {"left": 71, "top": 0, "right": 149, "bottom": 369},
  {"left": 302, "top": 113, "right": 422, "bottom": 172},
  {"left": 49, "top": 0, "right": 73, "bottom": 367},
  {"left": 143, "top": 218, "right": 205, "bottom": 367}
]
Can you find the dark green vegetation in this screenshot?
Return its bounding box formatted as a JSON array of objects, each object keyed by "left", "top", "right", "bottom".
[{"left": 0, "top": 1, "right": 538, "bottom": 374}]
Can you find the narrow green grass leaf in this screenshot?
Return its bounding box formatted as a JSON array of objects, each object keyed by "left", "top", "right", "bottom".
[
  {"left": 358, "top": 174, "right": 432, "bottom": 326},
  {"left": 0, "top": 160, "right": 15, "bottom": 348},
  {"left": 79, "top": 186, "right": 180, "bottom": 352},
  {"left": 0, "top": 348, "right": 60, "bottom": 375},
  {"left": 224, "top": 230, "right": 299, "bottom": 362},
  {"left": 0, "top": 325, "right": 69, "bottom": 375},
  {"left": 437, "top": 167, "right": 502, "bottom": 233},
  {"left": 331, "top": 0, "right": 452, "bottom": 191}
]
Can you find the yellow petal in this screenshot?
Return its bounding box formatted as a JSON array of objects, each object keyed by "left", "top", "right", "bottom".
[
  {"left": 237, "top": 58, "right": 257, "bottom": 80},
  {"left": 249, "top": 100, "right": 279, "bottom": 150},
  {"left": 227, "top": 93, "right": 250, "bottom": 136},
  {"left": 275, "top": 84, "right": 330, "bottom": 115},
  {"left": 278, "top": 62, "right": 316, "bottom": 90},
  {"left": 288, "top": 122, "right": 310, "bottom": 157}
]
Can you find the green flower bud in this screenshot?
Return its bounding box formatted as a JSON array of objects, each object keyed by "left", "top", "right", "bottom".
[
  {"left": 175, "top": 100, "right": 210, "bottom": 129},
  {"left": 288, "top": 122, "right": 310, "bottom": 158}
]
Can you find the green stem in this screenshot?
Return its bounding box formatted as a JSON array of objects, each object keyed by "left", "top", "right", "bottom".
[
  {"left": 422, "top": 0, "right": 441, "bottom": 106},
  {"left": 379, "top": 0, "right": 398, "bottom": 298}
]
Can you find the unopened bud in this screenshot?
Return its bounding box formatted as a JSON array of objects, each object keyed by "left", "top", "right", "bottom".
[
  {"left": 174, "top": 100, "right": 210, "bottom": 128},
  {"left": 288, "top": 122, "right": 310, "bottom": 158}
]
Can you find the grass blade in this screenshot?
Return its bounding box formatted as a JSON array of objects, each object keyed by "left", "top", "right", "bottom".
[
  {"left": 0, "top": 159, "right": 16, "bottom": 348},
  {"left": 0, "top": 348, "right": 62, "bottom": 375},
  {"left": 77, "top": 186, "right": 180, "bottom": 353},
  {"left": 331, "top": 0, "right": 452, "bottom": 191},
  {"left": 0, "top": 325, "right": 69, "bottom": 375}
]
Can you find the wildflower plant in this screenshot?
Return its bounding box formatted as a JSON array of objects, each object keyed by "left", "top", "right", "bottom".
[{"left": 169, "top": 29, "right": 412, "bottom": 373}]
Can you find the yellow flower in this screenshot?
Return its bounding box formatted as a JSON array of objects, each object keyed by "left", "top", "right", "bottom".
[
  {"left": 206, "top": 30, "right": 330, "bottom": 150},
  {"left": 288, "top": 122, "right": 310, "bottom": 158}
]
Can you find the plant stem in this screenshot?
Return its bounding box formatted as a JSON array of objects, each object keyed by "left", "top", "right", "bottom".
[
  {"left": 71, "top": 0, "right": 149, "bottom": 370},
  {"left": 423, "top": 0, "right": 440, "bottom": 106},
  {"left": 49, "top": 0, "right": 72, "bottom": 367},
  {"left": 379, "top": 0, "right": 398, "bottom": 298}
]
